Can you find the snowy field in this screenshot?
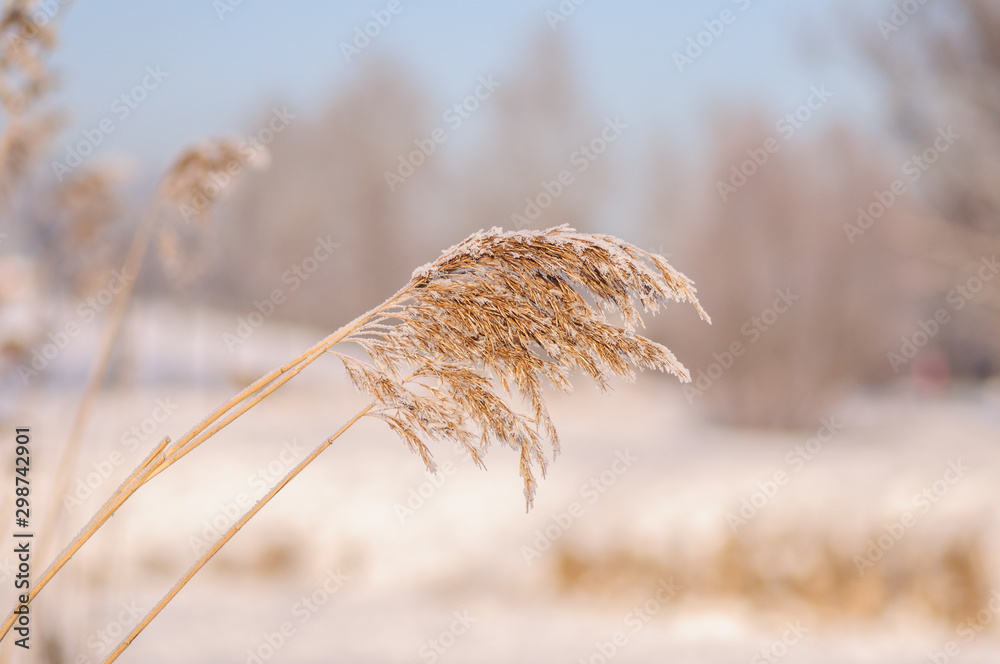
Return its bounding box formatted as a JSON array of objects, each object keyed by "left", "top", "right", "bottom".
[{"left": 2, "top": 304, "right": 1000, "bottom": 663}]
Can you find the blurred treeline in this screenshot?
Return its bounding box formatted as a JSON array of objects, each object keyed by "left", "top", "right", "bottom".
[{"left": 4, "top": 1, "right": 1000, "bottom": 429}]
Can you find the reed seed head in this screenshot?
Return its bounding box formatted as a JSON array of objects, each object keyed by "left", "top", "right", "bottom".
[
  {"left": 160, "top": 138, "right": 267, "bottom": 223},
  {"left": 337, "top": 225, "right": 709, "bottom": 508},
  {"left": 157, "top": 138, "right": 267, "bottom": 281},
  {"left": 0, "top": 0, "right": 56, "bottom": 114}
]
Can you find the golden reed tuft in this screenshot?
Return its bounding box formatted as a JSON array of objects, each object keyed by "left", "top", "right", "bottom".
[{"left": 335, "top": 225, "right": 709, "bottom": 507}]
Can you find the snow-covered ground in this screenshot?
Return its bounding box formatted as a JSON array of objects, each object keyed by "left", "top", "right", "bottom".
[{"left": 2, "top": 303, "right": 999, "bottom": 663}]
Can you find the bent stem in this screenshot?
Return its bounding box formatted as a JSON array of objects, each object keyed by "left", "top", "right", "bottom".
[
  {"left": 104, "top": 403, "right": 376, "bottom": 664},
  {"left": 0, "top": 289, "right": 410, "bottom": 644},
  {"left": 38, "top": 199, "right": 160, "bottom": 565}
]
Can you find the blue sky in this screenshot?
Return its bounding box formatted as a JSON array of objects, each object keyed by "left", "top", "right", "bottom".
[{"left": 48, "top": 0, "right": 887, "bottom": 179}]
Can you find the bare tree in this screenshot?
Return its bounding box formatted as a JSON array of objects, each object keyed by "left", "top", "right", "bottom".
[
  {"left": 204, "top": 56, "right": 432, "bottom": 327},
  {"left": 680, "top": 116, "right": 924, "bottom": 427},
  {"left": 865, "top": 0, "right": 1000, "bottom": 236},
  {"left": 860, "top": 0, "right": 1000, "bottom": 375},
  {"left": 450, "top": 31, "right": 611, "bottom": 237}
]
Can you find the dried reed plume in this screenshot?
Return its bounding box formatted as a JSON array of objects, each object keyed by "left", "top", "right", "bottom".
[
  {"left": 336, "top": 225, "right": 709, "bottom": 505},
  {"left": 161, "top": 138, "right": 266, "bottom": 221},
  {"left": 0, "top": 0, "right": 55, "bottom": 114},
  {"left": 0, "top": 0, "right": 60, "bottom": 197},
  {"left": 157, "top": 138, "right": 267, "bottom": 278},
  {"left": 55, "top": 168, "right": 119, "bottom": 244},
  {"left": 1, "top": 225, "right": 707, "bottom": 661}
]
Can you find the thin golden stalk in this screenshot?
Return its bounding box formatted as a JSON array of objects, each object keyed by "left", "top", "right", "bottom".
[
  {"left": 0, "top": 292, "right": 404, "bottom": 642},
  {"left": 20, "top": 434, "right": 171, "bottom": 612},
  {"left": 103, "top": 403, "right": 375, "bottom": 664},
  {"left": 39, "top": 136, "right": 265, "bottom": 563},
  {"left": 37, "top": 200, "right": 158, "bottom": 563}
]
